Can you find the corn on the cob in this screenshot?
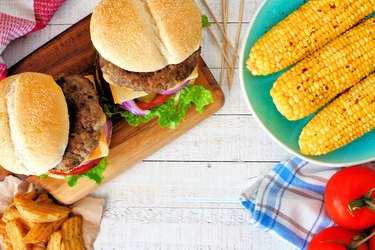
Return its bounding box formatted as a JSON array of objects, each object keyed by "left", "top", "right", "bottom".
[
  {"left": 247, "top": 0, "right": 375, "bottom": 76},
  {"left": 299, "top": 73, "right": 375, "bottom": 156},
  {"left": 270, "top": 17, "right": 375, "bottom": 121}
]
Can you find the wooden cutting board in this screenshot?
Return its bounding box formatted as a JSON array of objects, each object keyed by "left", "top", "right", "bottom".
[{"left": 5, "top": 15, "right": 225, "bottom": 204}]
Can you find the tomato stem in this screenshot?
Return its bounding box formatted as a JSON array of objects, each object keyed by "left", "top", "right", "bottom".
[
  {"left": 322, "top": 234, "right": 367, "bottom": 250},
  {"left": 365, "top": 187, "right": 375, "bottom": 212},
  {"left": 348, "top": 187, "right": 375, "bottom": 215},
  {"left": 352, "top": 231, "right": 375, "bottom": 249},
  {"left": 320, "top": 239, "right": 347, "bottom": 248}
]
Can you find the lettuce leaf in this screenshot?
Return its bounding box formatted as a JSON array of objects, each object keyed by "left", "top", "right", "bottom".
[
  {"left": 39, "top": 174, "right": 48, "bottom": 181},
  {"left": 65, "top": 157, "right": 108, "bottom": 188},
  {"left": 105, "top": 85, "right": 214, "bottom": 129},
  {"left": 202, "top": 15, "right": 211, "bottom": 28}
]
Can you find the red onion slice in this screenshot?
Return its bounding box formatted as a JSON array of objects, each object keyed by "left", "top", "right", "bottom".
[
  {"left": 78, "top": 158, "right": 99, "bottom": 168},
  {"left": 160, "top": 80, "right": 190, "bottom": 95},
  {"left": 121, "top": 100, "right": 150, "bottom": 116}
]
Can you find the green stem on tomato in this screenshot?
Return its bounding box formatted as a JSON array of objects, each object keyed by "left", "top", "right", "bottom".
[
  {"left": 320, "top": 239, "right": 348, "bottom": 247},
  {"left": 348, "top": 187, "right": 375, "bottom": 215},
  {"left": 352, "top": 231, "right": 375, "bottom": 249},
  {"left": 321, "top": 237, "right": 361, "bottom": 250},
  {"left": 322, "top": 231, "right": 375, "bottom": 250}
]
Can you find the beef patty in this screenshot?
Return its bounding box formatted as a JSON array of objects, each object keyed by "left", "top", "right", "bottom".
[
  {"left": 53, "top": 75, "right": 106, "bottom": 173},
  {"left": 99, "top": 48, "right": 201, "bottom": 93}
]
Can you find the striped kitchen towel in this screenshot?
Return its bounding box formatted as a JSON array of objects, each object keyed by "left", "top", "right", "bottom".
[
  {"left": 0, "top": 0, "right": 65, "bottom": 80},
  {"left": 241, "top": 157, "right": 375, "bottom": 250}
]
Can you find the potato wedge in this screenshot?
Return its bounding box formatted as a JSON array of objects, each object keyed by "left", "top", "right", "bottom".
[
  {"left": 16, "top": 190, "right": 38, "bottom": 200},
  {"left": 2, "top": 205, "right": 16, "bottom": 222},
  {"left": 23, "top": 218, "right": 67, "bottom": 244},
  {"left": 15, "top": 197, "right": 70, "bottom": 223},
  {"left": 5, "top": 190, "right": 38, "bottom": 208},
  {"left": 47, "top": 231, "right": 62, "bottom": 250},
  {"left": 32, "top": 243, "right": 46, "bottom": 250},
  {"left": 0, "top": 220, "right": 13, "bottom": 250},
  {"left": 2, "top": 205, "right": 35, "bottom": 230},
  {"left": 5, "top": 220, "right": 30, "bottom": 250},
  {"left": 61, "top": 217, "right": 85, "bottom": 250},
  {"left": 35, "top": 194, "right": 54, "bottom": 204}
]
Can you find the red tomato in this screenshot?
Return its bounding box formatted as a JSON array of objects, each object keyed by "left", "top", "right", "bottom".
[
  {"left": 50, "top": 158, "right": 102, "bottom": 176},
  {"left": 136, "top": 94, "right": 171, "bottom": 110},
  {"left": 324, "top": 166, "right": 375, "bottom": 230},
  {"left": 370, "top": 228, "right": 375, "bottom": 250},
  {"left": 308, "top": 226, "right": 368, "bottom": 250}
]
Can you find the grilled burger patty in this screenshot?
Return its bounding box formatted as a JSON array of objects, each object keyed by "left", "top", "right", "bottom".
[
  {"left": 53, "top": 75, "right": 106, "bottom": 173},
  {"left": 99, "top": 48, "right": 201, "bottom": 93}
]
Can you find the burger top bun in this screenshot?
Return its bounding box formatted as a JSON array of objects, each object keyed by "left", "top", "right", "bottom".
[
  {"left": 0, "top": 72, "right": 69, "bottom": 176},
  {"left": 90, "top": 0, "right": 202, "bottom": 73}
]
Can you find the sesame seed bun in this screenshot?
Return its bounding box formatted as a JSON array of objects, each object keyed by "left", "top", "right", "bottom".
[
  {"left": 90, "top": 0, "right": 202, "bottom": 73},
  {"left": 0, "top": 73, "right": 69, "bottom": 176}
]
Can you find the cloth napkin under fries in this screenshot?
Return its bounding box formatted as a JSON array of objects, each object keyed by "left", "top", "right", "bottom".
[
  {"left": 0, "top": 0, "right": 65, "bottom": 80},
  {"left": 241, "top": 157, "right": 375, "bottom": 250}
]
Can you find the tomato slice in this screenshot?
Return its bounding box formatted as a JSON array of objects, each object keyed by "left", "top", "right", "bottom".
[
  {"left": 136, "top": 94, "right": 171, "bottom": 110},
  {"left": 50, "top": 158, "right": 103, "bottom": 176}
]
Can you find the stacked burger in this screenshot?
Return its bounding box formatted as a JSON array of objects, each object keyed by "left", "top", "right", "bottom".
[
  {"left": 91, "top": 0, "right": 214, "bottom": 128},
  {"left": 0, "top": 73, "right": 111, "bottom": 187}
]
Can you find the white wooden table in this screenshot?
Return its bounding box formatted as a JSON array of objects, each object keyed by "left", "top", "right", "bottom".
[{"left": 2, "top": 0, "right": 294, "bottom": 249}]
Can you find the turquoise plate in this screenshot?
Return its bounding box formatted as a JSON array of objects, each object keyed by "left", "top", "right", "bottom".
[{"left": 239, "top": 0, "right": 375, "bottom": 167}]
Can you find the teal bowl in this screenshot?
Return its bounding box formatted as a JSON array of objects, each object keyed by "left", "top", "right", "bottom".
[{"left": 239, "top": 0, "right": 375, "bottom": 167}]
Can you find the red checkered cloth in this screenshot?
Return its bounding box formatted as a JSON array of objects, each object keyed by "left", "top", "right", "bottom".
[{"left": 0, "top": 0, "right": 65, "bottom": 80}]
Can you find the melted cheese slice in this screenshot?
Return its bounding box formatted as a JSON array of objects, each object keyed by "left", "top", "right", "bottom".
[
  {"left": 84, "top": 127, "right": 109, "bottom": 162},
  {"left": 48, "top": 128, "right": 109, "bottom": 178},
  {"left": 103, "top": 73, "right": 147, "bottom": 103},
  {"left": 107, "top": 67, "right": 199, "bottom": 104},
  {"left": 84, "top": 75, "right": 95, "bottom": 84}
]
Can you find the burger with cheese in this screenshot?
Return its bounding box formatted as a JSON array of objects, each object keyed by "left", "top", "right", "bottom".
[
  {"left": 0, "top": 72, "right": 112, "bottom": 187},
  {"left": 90, "top": 0, "right": 214, "bottom": 128}
]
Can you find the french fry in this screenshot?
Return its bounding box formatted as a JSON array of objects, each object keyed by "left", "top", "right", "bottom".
[
  {"left": 15, "top": 197, "right": 70, "bottom": 223},
  {"left": 2, "top": 204, "right": 16, "bottom": 222},
  {"left": 5, "top": 220, "right": 30, "bottom": 250},
  {"left": 0, "top": 220, "right": 13, "bottom": 250},
  {"left": 2, "top": 190, "right": 85, "bottom": 250},
  {"left": 35, "top": 194, "right": 54, "bottom": 204},
  {"left": 16, "top": 190, "right": 38, "bottom": 200},
  {"left": 2, "top": 205, "right": 35, "bottom": 230},
  {"left": 47, "top": 231, "right": 62, "bottom": 250},
  {"left": 23, "top": 218, "right": 67, "bottom": 244},
  {"left": 61, "top": 217, "right": 85, "bottom": 250},
  {"left": 5, "top": 190, "right": 39, "bottom": 208},
  {"left": 32, "top": 243, "right": 46, "bottom": 250}
]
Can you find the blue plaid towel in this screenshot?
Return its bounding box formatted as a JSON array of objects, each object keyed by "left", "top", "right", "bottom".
[{"left": 240, "top": 157, "right": 375, "bottom": 250}]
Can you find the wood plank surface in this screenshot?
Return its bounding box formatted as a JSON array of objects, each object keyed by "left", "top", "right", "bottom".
[
  {"left": 8, "top": 15, "right": 225, "bottom": 205},
  {"left": 1, "top": 0, "right": 293, "bottom": 249}
]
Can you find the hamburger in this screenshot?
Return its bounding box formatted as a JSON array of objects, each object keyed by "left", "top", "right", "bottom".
[
  {"left": 90, "top": 0, "right": 214, "bottom": 128},
  {"left": 0, "top": 72, "right": 112, "bottom": 187}
]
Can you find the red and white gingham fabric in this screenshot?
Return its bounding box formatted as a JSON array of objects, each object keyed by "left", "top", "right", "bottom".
[{"left": 0, "top": 0, "right": 66, "bottom": 80}]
